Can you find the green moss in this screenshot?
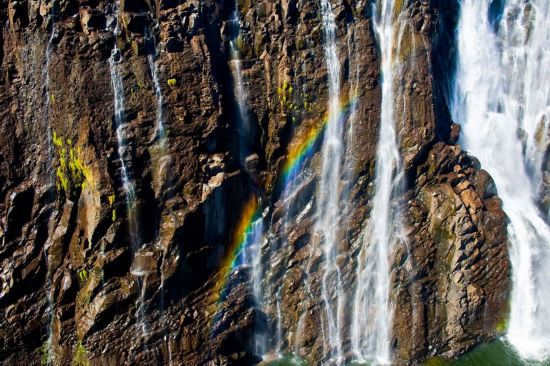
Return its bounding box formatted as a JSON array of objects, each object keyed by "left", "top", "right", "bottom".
[
  {"left": 495, "top": 317, "right": 508, "bottom": 333},
  {"left": 40, "top": 341, "right": 52, "bottom": 366},
  {"left": 77, "top": 269, "right": 88, "bottom": 284},
  {"left": 52, "top": 132, "right": 94, "bottom": 198},
  {"left": 52, "top": 132, "right": 64, "bottom": 147},
  {"left": 167, "top": 78, "right": 177, "bottom": 87},
  {"left": 72, "top": 341, "right": 90, "bottom": 366}
]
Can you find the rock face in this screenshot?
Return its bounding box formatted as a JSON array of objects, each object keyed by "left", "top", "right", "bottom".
[{"left": 0, "top": 1, "right": 509, "bottom": 365}]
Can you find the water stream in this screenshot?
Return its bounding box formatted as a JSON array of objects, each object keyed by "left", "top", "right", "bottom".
[
  {"left": 228, "top": 6, "right": 252, "bottom": 164},
  {"left": 147, "top": 26, "right": 166, "bottom": 148},
  {"left": 453, "top": 0, "right": 550, "bottom": 361},
  {"left": 42, "top": 1, "right": 58, "bottom": 363},
  {"left": 107, "top": 1, "right": 149, "bottom": 353},
  {"left": 145, "top": 21, "right": 173, "bottom": 363},
  {"left": 315, "top": 0, "right": 345, "bottom": 363},
  {"left": 350, "top": 1, "right": 405, "bottom": 364},
  {"left": 108, "top": 1, "right": 134, "bottom": 206}
]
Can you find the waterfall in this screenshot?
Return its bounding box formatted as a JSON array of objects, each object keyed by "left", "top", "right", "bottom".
[
  {"left": 250, "top": 212, "right": 266, "bottom": 355},
  {"left": 453, "top": 0, "right": 550, "bottom": 361},
  {"left": 228, "top": 7, "right": 252, "bottom": 164},
  {"left": 350, "top": 1, "right": 404, "bottom": 364},
  {"left": 107, "top": 1, "right": 150, "bottom": 352},
  {"left": 145, "top": 22, "right": 173, "bottom": 363},
  {"left": 316, "top": 0, "right": 345, "bottom": 363},
  {"left": 108, "top": 1, "right": 134, "bottom": 206},
  {"left": 148, "top": 52, "right": 166, "bottom": 148},
  {"left": 42, "top": 2, "right": 57, "bottom": 364}
]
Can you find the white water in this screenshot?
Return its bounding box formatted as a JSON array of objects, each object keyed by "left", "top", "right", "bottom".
[
  {"left": 108, "top": 1, "right": 134, "bottom": 205},
  {"left": 228, "top": 8, "right": 252, "bottom": 163},
  {"left": 453, "top": 0, "right": 550, "bottom": 361},
  {"left": 148, "top": 50, "right": 166, "bottom": 148},
  {"left": 43, "top": 2, "right": 57, "bottom": 363},
  {"left": 316, "top": 0, "right": 345, "bottom": 363},
  {"left": 250, "top": 214, "right": 266, "bottom": 355},
  {"left": 250, "top": 211, "right": 267, "bottom": 307},
  {"left": 350, "top": 1, "right": 404, "bottom": 364},
  {"left": 146, "top": 23, "right": 172, "bottom": 361}
]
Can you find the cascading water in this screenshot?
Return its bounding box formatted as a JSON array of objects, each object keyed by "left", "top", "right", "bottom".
[
  {"left": 42, "top": 2, "right": 58, "bottom": 363},
  {"left": 228, "top": 7, "right": 252, "bottom": 164},
  {"left": 453, "top": 0, "right": 550, "bottom": 361},
  {"left": 246, "top": 212, "right": 266, "bottom": 355},
  {"left": 147, "top": 26, "right": 166, "bottom": 148},
  {"left": 145, "top": 22, "right": 173, "bottom": 363},
  {"left": 108, "top": 1, "right": 148, "bottom": 352},
  {"left": 108, "top": 2, "right": 134, "bottom": 206},
  {"left": 315, "top": 0, "right": 345, "bottom": 363},
  {"left": 350, "top": 1, "right": 404, "bottom": 364}
]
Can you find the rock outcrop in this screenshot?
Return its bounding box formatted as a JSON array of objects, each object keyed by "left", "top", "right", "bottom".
[{"left": 0, "top": 0, "right": 509, "bottom": 365}]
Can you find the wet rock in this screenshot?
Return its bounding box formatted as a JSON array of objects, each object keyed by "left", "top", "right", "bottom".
[{"left": 0, "top": 1, "right": 509, "bottom": 365}]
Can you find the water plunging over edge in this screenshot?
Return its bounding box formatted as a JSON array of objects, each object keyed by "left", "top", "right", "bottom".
[
  {"left": 108, "top": 2, "right": 134, "bottom": 207},
  {"left": 145, "top": 21, "right": 174, "bottom": 363},
  {"left": 228, "top": 7, "right": 253, "bottom": 165},
  {"left": 350, "top": 1, "right": 405, "bottom": 364},
  {"left": 147, "top": 26, "right": 167, "bottom": 149},
  {"left": 107, "top": 1, "right": 148, "bottom": 354},
  {"left": 315, "top": 0, "right": 345, "bottom": 363},
  {"left": 453, "top": 0, "right": 550, "bottom": 361},
  {"left": 42, "top": 2, "right": 58, "bottom": 363}
]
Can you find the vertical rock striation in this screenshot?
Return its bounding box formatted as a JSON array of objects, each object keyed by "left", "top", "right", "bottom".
[{"left": 0, "top": 1, "right": 509, "bottom": 365}]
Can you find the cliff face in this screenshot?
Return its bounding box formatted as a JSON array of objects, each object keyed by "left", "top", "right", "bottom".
[{"left": 0, "top": 1, "right": 509, "bottom": 365}]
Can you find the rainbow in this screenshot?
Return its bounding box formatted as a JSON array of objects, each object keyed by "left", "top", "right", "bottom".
[
  {"left": 210, "top": 92, "right": 358, "bottom": 331},
  {"left": 211, "top": 196, "right": 259, "bottom": 308},
  {"left": 281, "top": 93, "right": 358, "bottom": 185}
]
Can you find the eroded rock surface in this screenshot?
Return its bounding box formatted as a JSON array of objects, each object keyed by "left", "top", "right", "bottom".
[{"left": 0, "top": 0, "right": 509, "bottom": 365}]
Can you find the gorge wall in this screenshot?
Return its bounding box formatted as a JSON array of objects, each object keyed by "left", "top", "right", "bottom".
[{"left": 0, "top": 0, "right": 510, "bottom": 365}]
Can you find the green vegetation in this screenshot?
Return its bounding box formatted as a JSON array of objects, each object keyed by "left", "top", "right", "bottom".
[
  {"left": 52, "top": 131, "right": 94, "bottom": 198},
  {"left": 495, "top": 316, "right": 509, "bottom": 334},
  {"left": 108, "top": 194, "right": 116, "bottom": 222},
  {"left": 276, "top": 81, "right": 314, "bottom": 123},
  {"left": 40, "top": 341, "right": 52, "bottom": 366},
  {"left": 72, "top": 340, "right": 90, "bottom": 366},
  {"left": 167, "top": 78, "right": 177, "bottom": 87},
  {"left": 277, "top": 81, "right": 293, "bottom": 107},
  {"left": 77, "top": 269, "right": 88, "bottom": 284}
]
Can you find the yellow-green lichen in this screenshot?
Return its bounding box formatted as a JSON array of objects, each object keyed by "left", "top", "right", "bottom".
[
  {"left": 77, "top": 269, "right": 88, "bottom": 284},
  {"left": 52, "top": 131, "right": 95, "bottom": 197},
  {"left": 40, "top": 341, "right": 52, "bottom": 366},
  {"left": 495, "top": 316, "right": 508, "bottom": 333},
  {"left": 52, "top": 131, "right": 64, "bottom": 147},
  {"left": 72, "top": 341, "right": 90, "bottom": 366},
  {"left": 108, "top": 194, "right": 116, "bottom": 221},
  {"left": 167, "top": 78, "right": 177, "bottom": 87}
]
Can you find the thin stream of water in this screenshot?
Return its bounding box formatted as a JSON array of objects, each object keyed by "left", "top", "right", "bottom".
[
  {"left": 316, "top": 0, "right": 345, "bottom": 363},
  {"left": 350, "top": 1, "right": 405, "bottom": 364}
]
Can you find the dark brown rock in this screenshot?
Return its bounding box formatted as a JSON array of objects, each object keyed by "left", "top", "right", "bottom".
[{"left": 0, "top": 1, "right": 509, "bottom": 365}]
